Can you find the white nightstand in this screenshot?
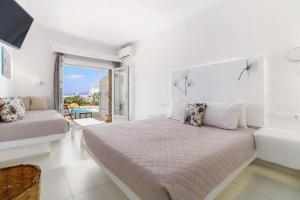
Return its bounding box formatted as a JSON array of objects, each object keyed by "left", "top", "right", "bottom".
[{"left": 254, "top": 128, "right": 300, "bottom": 170}]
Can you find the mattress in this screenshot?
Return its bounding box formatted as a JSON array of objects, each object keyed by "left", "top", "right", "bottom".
[
  {"left": 0, "top": 110, "right": 69, "bottom": 142},
  {"left": 83, "top": 117, "right": 255, "bottom": 200}
]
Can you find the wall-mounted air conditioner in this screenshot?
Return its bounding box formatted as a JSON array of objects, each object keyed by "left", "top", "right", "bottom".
[{"left": 118, "top": 46, "right": 134, "bottom": 59}]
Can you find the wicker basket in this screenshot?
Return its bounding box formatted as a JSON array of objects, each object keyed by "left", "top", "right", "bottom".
[{"left": 0, "top": 165, "right": 41, "bottom": 200}]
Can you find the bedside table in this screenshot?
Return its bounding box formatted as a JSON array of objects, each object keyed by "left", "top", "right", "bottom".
[{"left": 254, "top": 128, "right": 300, "bottom": 170}]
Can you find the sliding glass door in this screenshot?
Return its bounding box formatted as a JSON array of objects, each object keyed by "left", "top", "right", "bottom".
[
  {"left": 113, "top": 66, "right": 129, "bottom": 121},
  {"left": 62, "top": 59, "right": 129, "bottom": 122},
  {"left": 63, "top": 65, "right": 110, "bottom": 119}
]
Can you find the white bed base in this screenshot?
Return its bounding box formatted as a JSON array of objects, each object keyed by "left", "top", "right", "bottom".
[
  {"left": 85, "top": 144, "right": 256, "bottom": 200},
  {"left": 0, "top": 133, "right": 66, "bottom": 163},
  {"left": 205, "top": 153, "right": 256, "bottom": 200}
]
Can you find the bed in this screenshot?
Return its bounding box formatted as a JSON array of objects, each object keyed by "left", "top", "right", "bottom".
[
  {"left": 84, "top": 57, "right": 264, "bottom": 200},
  {"left": 83, "top": 118, "right": 256, "bottom": 200}
]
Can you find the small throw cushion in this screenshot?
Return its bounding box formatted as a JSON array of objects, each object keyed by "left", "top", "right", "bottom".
[
  {"left": 21, "top": 96, "right": 31, "bottom": 111},
  {"left": 0, "top": 97, "right": 26, "bottom": 122},
  {"left": 0, "top": 100, "right": 4, "bottom": 110},
  {"left": 30, "top": 96, "right": 48, "bottom": 110},
  {"left": 202, "top": 103, "right": 243, "bottom": 130},
  {"left": 167, "top": 100, "right": 187, "bottom": 122},
  {"left": 0, "top": 100, "right": 5, "bottom": 120},
  {"left": 183, "top": 103, "right": 207, "bottom": 127}
]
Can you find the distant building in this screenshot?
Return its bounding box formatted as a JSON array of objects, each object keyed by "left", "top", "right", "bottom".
[
  {"left": 64, "top": 84, "right": 99, "bottom": 100},
  {"left": 89, "top": 84, "right": 99, "bottom": 96}
]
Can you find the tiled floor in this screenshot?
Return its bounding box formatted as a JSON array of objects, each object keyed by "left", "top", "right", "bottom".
[{"left": 1, "top": 130, "right": 300, "bottom": 200}]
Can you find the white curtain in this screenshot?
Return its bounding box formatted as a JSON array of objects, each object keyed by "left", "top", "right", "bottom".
[{"left": 53, "top": 53, "right": 64, "bottom": 113}]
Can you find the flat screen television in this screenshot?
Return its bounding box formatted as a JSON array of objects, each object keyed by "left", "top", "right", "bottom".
[{"left": 0, "top": 0, "right": 33, "bottom": 49}]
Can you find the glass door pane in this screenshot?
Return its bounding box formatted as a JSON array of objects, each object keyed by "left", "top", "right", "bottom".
[
  {"left": 63, "top": 65, "right": 100, "bottom": 119},
  {"left": 114, "top": 66, "right": 129, "bottom": 121}
]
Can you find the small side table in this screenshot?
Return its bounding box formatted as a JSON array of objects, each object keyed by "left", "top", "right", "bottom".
[
  {"left": 71, "top": 118, "right": 104, "bottom": 145},
  {"left": 254, "top": 128, "right": 300, "bottom": 170},
  {"left": 74, "top": 112, "right": 93, "bottom": 119}
]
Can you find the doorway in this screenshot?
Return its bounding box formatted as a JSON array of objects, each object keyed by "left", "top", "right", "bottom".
[
  {"left": 63, "top": 65, "right": 111, "bottom": 120},
  {"left": 62, "top": 61, "right": 129, "bottom": 122}
]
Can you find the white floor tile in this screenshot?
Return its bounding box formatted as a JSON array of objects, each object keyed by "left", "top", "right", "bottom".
[
  {"left": 41, "top": 167, "right": 73, "bottom": 200},
  {"left": 216, "top": 182, "right": 271, "bottom": 200},
  {"left": 74, "top": 182, "right": 129, "bottom": 200},
  {"left": 50, "top": 131, "right": 90, "bottom": 167},
  {"left": 234, "top": 163, "right": 300, "bottom": 200},
  {"left": 74, "top": 187, "right": 108, "bottom": 200},
  {"left": 0, "top": 154, "right": 60, "bottom": 171},
  {"left": 64, "top": 159, "right": 111, "bottom": 195},
  {"left": 100, "top": 182, "right": 129, "bottom": 200}
]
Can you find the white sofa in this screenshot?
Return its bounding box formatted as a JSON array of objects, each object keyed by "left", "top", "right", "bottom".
[{"left": 0, "top": 110, "right": 69, "bottom": 162}]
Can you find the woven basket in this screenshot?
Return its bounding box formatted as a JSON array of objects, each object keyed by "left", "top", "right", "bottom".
[{"left": 0, "top": 165, "right": 41, "bottom": 200}]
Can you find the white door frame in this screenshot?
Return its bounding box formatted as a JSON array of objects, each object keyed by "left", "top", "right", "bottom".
[
  {"left": 62, "top": 61, "right": 115, "bottom": 118},
  {"left": 112, "top": 66, "right": 129, "bottom": 121}
]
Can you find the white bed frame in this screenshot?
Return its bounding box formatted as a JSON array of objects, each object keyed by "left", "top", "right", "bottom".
[
  {"left": 85, "top": 145, "right": 256, "bottom": 200},
  {"left": 0, "top": 133, "right": 66, "bottom": 162},
  {"left": 84, "top": 57, "right": 264, "bottom": 199}
]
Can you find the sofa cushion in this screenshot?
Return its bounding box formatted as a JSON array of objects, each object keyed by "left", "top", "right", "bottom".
[
  {"left": 30, "top": 97, "right": 48, "bottom": 110},
  {"left": 21, "top": 96, "right": 31, "bottom": 111},
  {"left": 0, "top": 97, "right": 26, "bottom": 122}
]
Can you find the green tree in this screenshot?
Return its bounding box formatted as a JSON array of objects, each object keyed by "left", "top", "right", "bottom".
[
  {"left": 90, "top": 92, "right": 100, "bottom": 105},
  {"left": 64, "top": 95, "right": 88, "bottom": 106}
]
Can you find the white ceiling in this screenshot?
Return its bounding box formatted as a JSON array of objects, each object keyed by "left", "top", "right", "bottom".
[{"left": 16, "top": 0, "right": 222, "bottom": 47}]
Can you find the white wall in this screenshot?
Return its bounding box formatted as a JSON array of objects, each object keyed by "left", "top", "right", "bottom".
[
  {"left": 126, "top": 0, "right": 300, "bottom": 126},
  {"left": 9, "top": 22, "right": 118, "bottom": 107},
  {"left": 0, "top": 42, "right": 12, "bottom": 97}
]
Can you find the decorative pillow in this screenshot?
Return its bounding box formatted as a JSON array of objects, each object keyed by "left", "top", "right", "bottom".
[
  {"left": 21, "top": 96, "right": 31, "bottom": 111},
  {"left": 0, "top": 100, "right": 4, "bottom": 110},
  {"left": 0, "top": 97, "right": 26, "bottom": 122},
  {"left": 167, "top": 100, "right": 187, "bottom": 122},
  {"left": 0, "top": 100, "right": 4, "bottom": 121},
  {"left": 30, "top": 96, "right": 48, "bottom": 110},
  {"left": 202, "top": 103, "right": 243, "bottom": 130},
  {"left": 183, "top": 103, "right": 207, "bottom": 127}
]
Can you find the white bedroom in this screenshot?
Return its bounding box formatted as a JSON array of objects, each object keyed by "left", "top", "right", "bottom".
[{"left": 0, "top": 0, "right": 300, "bottom": 200}]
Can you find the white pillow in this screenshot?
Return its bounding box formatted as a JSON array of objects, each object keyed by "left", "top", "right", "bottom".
[
  {"left": 167, "top": 100, "right": 187, "bottom": 122},
  {"left": 202, "top": 103, "right": 244, "bottom": 130},
  {"left": 238, "top": 104, "right": 248, "bottom": 128}
]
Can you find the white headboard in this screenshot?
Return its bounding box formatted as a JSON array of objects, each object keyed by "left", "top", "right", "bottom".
[{"left": 170, "top": 57, "right": 264, "bottom": 127}]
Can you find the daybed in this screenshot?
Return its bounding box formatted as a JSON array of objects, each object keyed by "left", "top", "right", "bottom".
[{"left": 0, "top": 110, "right": 69, "bottom": 162}]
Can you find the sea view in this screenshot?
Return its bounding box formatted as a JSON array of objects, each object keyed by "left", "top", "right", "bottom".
[{"left": 64, "top": 65, "right": 108, "bottom": 96}]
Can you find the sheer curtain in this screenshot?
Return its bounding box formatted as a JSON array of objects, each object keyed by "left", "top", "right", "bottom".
[{"left": 53, "top": 53, "right": 63, "bottom": 112}]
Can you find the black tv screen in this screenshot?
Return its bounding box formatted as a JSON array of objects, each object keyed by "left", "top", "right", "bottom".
[{"left": 0, "top": 0, "right": 33, "bottom": 49}]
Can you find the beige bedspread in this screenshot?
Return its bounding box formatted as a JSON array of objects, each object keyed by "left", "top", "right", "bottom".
[{"left": 83, "top": 118, "right": 255, "bottom": 200}]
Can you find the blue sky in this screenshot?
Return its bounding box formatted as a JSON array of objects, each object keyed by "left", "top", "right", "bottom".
[{"left": 64, "top": 65, "right": 108, "bottom": 95}]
